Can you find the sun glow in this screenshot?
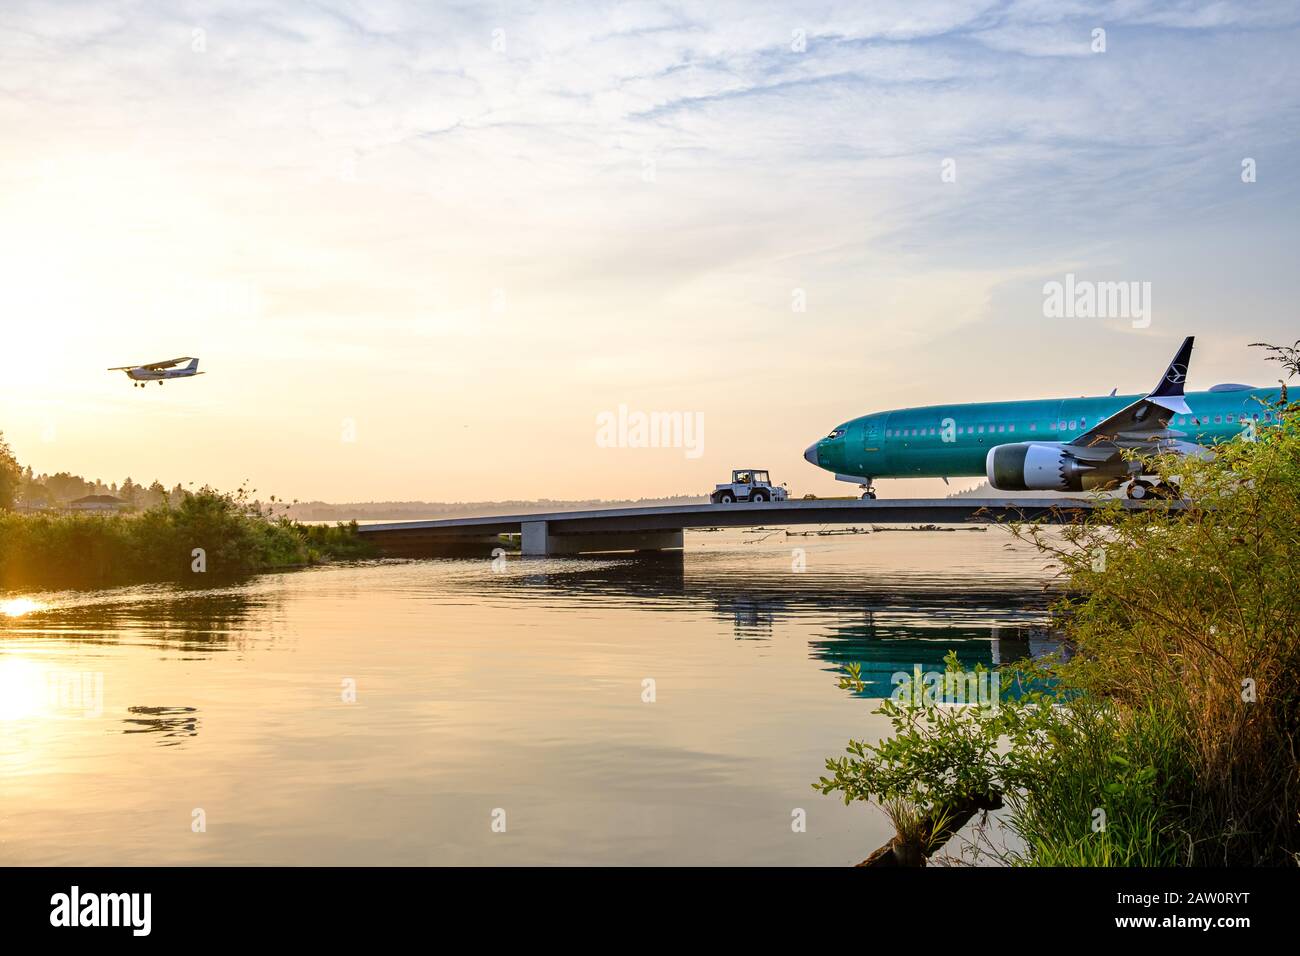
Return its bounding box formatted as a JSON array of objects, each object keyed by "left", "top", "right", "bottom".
[
  {"left": 1, "top": 598, "right": 46, "bottom": 618},
  {"left": 0, "top": 656, "right": 48, "bottom": 721}
]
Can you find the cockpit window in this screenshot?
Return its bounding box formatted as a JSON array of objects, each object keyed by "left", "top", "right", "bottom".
[{"left": 825, "top": 428, "right": 845, "bottom": 440}]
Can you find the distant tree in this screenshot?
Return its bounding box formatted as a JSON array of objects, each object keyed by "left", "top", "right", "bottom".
[
  {"left": 0, "top": 433, "right": 20, "bottom": 511},
  {"left": 145, "top": 480, "right": 168, "bottom": 508},
  {"left": 45, "top": 472, "right": 91, "bottom": 503},
  {"left": 19, "top": 469, "right": 52, "bottom": 509},
  {"left": 119, "top": 477, "right": 141, "bottom": 508}
]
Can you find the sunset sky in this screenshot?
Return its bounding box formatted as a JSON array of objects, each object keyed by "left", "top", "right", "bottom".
[{"left": 2, "top": 1, "right": 1298, "bottom": 502}]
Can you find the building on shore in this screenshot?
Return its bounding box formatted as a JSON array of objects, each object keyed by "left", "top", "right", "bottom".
[{"left": 67, "top": 494, "right": 130, "bottom": 513}]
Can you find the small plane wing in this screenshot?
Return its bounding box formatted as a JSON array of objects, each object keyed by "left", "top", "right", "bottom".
[
  {"left": 1072, "top": 336, "right": 1195, "bottom": 452},
  {"left": 140, "top": 356, "right": 192, "bottom": 370},
  {"left": 107, "top": 357, "right": 192, "bottom": 371}
]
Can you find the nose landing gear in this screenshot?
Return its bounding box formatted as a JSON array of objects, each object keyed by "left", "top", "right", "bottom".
[{"left": 859, "top": 481, "right": 877, "bottom": 500}]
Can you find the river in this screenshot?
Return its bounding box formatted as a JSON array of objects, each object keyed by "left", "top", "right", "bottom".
[{"left": 0, "top": 527, "right": 1058, "bottom": 865}]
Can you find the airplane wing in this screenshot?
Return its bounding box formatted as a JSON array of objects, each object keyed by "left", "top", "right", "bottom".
[
  {"left": 106, "top": 366, "right": 136, "bottom": 371},
  {"left": 1071, "top": 336, "right": 1198, "bottom": 454},
  {"left": 140, "top": 357, "right": 191, "bottom": 370}
]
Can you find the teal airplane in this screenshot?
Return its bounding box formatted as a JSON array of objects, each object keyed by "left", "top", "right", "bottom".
[{"left": 804, "top": 336, "right": 1281, "bottom": 499}]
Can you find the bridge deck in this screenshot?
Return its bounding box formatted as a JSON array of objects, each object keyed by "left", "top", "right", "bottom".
[{"left": 356, "top": 497, "right": 1157, "bottom": 556}]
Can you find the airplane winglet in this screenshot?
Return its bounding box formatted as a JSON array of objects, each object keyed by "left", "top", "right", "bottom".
[{"left": 1146, "top": 335, "right": 1194, "bottom": 415}]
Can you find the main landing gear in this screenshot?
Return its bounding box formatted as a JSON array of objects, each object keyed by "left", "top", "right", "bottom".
[
  {"left": 1126, "top": 479, "right": 1181, "bottom": 500},
  {"left": 859, "top": 481, "right": 877, "bottom": 500}
]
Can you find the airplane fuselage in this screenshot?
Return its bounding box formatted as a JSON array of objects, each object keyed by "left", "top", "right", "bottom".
[
  {"left": 126, "top": 368, "right": 197, "bottom": 381},
  {"left": 112, "top": 357, "right": 203, "bottom": 385},
  {"left": 806, "top": 386, "right": 1280, "bottom": 482}
]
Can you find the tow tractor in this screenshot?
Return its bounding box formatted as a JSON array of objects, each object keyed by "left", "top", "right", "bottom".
[{"left": 710, "top": 469, "right": 790, "bottom": 504}]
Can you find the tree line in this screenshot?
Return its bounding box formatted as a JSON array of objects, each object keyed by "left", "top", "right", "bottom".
[{"left": 0, "top": 434, "right": 185, "bottom": 512}]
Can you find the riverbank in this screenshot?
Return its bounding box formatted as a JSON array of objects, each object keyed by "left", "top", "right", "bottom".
[{"left": 0, "top": 488, "right": 375, "bottom": 589}]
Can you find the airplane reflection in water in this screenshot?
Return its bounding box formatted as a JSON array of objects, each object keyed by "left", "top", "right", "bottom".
[
  {"left": 484, "top": 550, "right": 1063, "bottom": 690},
  {"left": 809, "top": 615, "right": 1066, "bottom": 699}
]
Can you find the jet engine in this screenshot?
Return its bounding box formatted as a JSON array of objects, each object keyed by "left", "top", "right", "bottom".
[{"left": 986, "top": 442, "right": 1122, "bottom": 492}]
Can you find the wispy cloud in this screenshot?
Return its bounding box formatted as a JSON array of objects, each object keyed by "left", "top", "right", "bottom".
[{"left": 1, "top": 1, "right": 1297, "bottom": 498}]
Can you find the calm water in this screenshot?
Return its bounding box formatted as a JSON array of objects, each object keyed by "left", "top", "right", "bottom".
[{"left": 0, "top": 528, "right": 1058, "bottom": 865}]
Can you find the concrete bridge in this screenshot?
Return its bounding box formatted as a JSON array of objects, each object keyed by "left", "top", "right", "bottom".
[{"left": 357, "top": 497, "right": 1166, "bottom": 557}]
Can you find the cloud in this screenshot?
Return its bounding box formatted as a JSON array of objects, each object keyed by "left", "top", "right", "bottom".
[{"left": 1, "top": 0, "right": 1298, "bottom": 497}]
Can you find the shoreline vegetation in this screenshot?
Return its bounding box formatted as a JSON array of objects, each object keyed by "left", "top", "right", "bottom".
[
  {"left": 818, "top": 341, "right": 1300, "bottom": 867},
  {"left": 0, "top": 484, "right": 375, "bottom": 590}
]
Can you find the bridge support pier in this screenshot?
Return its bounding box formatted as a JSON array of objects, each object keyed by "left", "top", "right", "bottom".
[{"left": 521, "top": 521, "right": 684, "bottom": 556}]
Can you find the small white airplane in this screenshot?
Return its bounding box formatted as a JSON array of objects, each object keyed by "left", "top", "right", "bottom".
[{"left": 108, "top": 357, "right": 204, "bottom": 387}]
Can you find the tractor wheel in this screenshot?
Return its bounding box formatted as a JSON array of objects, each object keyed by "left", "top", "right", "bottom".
[
  {"left": 751, "top": 490, "right": 769, "bottom": 503},
  {"left": 719, "top": 492, "right": 735, "bottom": 504}
]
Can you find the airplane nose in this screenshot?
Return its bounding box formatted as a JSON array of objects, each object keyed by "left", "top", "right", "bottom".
[{"left": 803, "top": 443, "right": 819, "bottom": 466}]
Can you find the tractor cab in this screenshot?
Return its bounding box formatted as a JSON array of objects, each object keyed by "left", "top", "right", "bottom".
[{"left": 711, "top": 469, "right": 788, "bottom": 504}]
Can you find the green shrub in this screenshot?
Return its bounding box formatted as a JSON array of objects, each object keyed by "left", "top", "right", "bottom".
[{"left": 0, "top": 488, "right": 374, "bottom": 589}]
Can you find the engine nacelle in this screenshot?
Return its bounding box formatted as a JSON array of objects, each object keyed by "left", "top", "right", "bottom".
[{"left": 986, "top": 442, "right": 1119, "bottom": 492}]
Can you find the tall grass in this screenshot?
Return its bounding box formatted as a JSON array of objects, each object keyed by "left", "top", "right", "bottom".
[
  {"left": 998, "top": 701, "right": 1192, "bottom": 866},
  {"left": 0, "top": 487, "right": 374, "bottom": 589}
]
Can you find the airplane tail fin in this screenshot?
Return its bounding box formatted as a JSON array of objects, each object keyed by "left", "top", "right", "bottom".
[
  {"left": 186, "top": 358, "right": 200, "bottom": 372},
  {"left": 1146, "top": 335, "right": 1193, "bottom": 415}
]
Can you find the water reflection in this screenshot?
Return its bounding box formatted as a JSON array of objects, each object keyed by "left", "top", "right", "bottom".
[
  {"left": 0, "top": 586, "right": 269, "bottom": 652},
  {"left": 123, "top": 706, "right": 199, "bottom": 745},
  {"left": 809, "top": 617, "right": 1064, "bottom": 698},
  {"left": 1, "top": 597, "right": 45, "bottom": 617},
  {"left": 0, "top": 530, "right": 1062, "bottom": 865}
]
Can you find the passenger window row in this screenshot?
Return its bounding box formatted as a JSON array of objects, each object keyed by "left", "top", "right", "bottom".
[{"left": 884, "top": 419, "right": 1088, "bottom": 437}]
